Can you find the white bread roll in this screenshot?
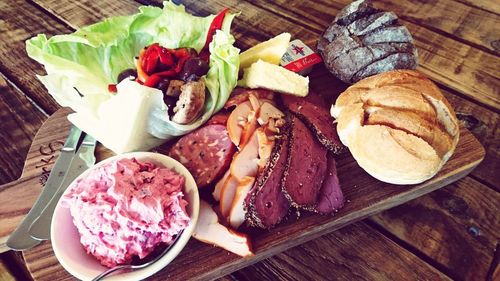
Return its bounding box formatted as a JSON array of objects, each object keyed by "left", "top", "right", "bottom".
[{"left": 331, "top": 70, "right": 459, "bottom": 184}]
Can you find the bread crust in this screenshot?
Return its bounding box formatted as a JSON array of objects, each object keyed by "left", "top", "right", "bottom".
[{"left": 332, "top": 70, "right": 459, "bottom": 184}]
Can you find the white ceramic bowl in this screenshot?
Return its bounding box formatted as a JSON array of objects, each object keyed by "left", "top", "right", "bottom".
[{"left": 51, "top": 152, "right": 199, "bottom": 281}]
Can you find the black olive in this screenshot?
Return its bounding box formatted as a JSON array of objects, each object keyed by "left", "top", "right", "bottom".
[
  {"left": 179, "top": 58, "right": 209, "bottom": 81},
  {"left": 155, "top": 78, "right": 171, "bottom": 93},
  {"left": 117, "top": 68, "right": 137, "bottom": 83},
  {"left": 163, "top": 96, "right": 177, "bottom": 118}
]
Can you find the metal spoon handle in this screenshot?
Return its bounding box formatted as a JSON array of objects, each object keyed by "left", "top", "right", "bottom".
[
  {"left": 91, "top": 265, "right": 130, "bottom": 281},
  {"left": 91, "top": 230, "right": 184, "bottom": 280}
]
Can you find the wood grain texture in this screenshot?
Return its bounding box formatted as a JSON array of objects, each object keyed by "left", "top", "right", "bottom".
[
  {"left": 231, "top": 222, "right": 451, "bottom": 281},
  {"left": 453, "top": 0, "right": 500, "bottom": 15},
  {"left": 371, "top": 0, "right": 500, "bottom": 53},
  {"left": 0, "top": 108, "right": 71, "bottom": 253},
  {"left": 0, "top": 0, "right": 67, "bottom": 114},
  {"left": 371, "top": 177, "right": 500, "bottom": 281},
  {"left": 0, "top": 75, "right": 47, "bottom": 185},
  {"left": 12, "top": 108, "right": 484, "bottom": 280}
]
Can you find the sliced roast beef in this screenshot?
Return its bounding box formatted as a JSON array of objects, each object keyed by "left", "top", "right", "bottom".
[
  {"left": 315, "top": 153, "right": 345, "bottom": 214},
  {"left": 281, "top": 92, "right": 344, "bottom": 153},
  {"left": 168, "top": 124, "right": 236, "bottom": 188},
  {"left": 282, "top": 116, "right": 328, "bottom": 210},
  {"left": 245, "top": 132, "right": 290, "bottom": 228}
]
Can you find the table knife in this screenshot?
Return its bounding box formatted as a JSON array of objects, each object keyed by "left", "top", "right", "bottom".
[
  {"left": 6, "top": 125, "right": 83, "bottom": 251},
  {"left": 29, "top": 134, "right": 97, "bottom": 241}
]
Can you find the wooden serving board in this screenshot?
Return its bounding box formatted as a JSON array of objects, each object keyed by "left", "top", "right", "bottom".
[{"left": 0, "top": 106, "right": 485, "bottom": 280}]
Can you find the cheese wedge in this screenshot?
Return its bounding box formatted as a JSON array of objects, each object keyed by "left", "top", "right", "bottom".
[
  {"left": 238, "top": 60, "right": 309, "bottom": 97},
  {"left": 239, "top": 33, "right": 291, "bottom": 70}
]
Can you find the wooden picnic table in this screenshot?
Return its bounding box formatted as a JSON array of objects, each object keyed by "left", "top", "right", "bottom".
[{"left": 0, "top": 0, "right": 498, "bottom": 280}]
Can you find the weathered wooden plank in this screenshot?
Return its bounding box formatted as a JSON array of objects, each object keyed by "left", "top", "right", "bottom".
[
  {"left": 372, "top": 177, "right": 500, "bottom": 281},
  {"left": 453, "top": 0, "right": 500, "bottom": 15},
  {"left": 369, "top": 0, "right": 500, "bottom": 53},
  {"left": 231, "top": 222, "right": 451, "bottom": 281},
  {"left": 31, "top": 0, "right": 140, "bottom": 29},
  {"left": 0, "top": 75, "right": 47, "bottom": 185},
  {"left": 0, "top": 0, "right": 66, "bottom": 114},
  {"left": 239, "top": 0, "right": 500, "bottom": 110}
]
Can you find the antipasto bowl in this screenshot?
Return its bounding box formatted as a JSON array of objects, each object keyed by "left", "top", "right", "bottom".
[{"left": 51, "top": 152, "right": 199, "bottom": 281}]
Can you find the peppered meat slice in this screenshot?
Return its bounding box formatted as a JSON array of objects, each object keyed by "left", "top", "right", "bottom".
[
  {"left": 281, "top": 92, "right": 344, "bottom": 153},
  {"left": 168, "top": 124, "right": 236, "bottom": 188},
  {"left": 282, "top": 116, "right": 328, "bottom": 210},
  {"left": 315, "top": 153, "right": 345, "bottom": 214},
  {"left": 245, "top": 133, "right": 291, "bottom": 228}
]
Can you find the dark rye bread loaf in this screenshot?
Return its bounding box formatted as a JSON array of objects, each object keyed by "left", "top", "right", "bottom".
[{"left": 317, "top": 0, "right": 418, "bottom": 83}]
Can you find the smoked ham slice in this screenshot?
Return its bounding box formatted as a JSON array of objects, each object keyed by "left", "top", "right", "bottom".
[{"left": 193, "top": 201, "right": 253, "bottom": 257}]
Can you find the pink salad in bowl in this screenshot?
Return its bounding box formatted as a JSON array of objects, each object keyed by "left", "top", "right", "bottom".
[{"left": 62, "top": 157, "right": 190, "bottom": 268}]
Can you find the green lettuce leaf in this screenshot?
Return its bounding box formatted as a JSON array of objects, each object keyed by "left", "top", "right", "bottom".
[{"left": 26, "top": 1, "right": 239, "bottom": 138}]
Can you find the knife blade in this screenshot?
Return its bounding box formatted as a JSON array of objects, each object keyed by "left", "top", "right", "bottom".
[
  {"left": 6, "top": 125, "right": 83, "bottom": 251},
  {"left": 29, "top": 134, "right": 97, "bottom": 240}
]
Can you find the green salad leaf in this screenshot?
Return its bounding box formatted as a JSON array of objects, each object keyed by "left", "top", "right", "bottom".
[{"left": 26, "top": 1, "right": 239, "bottom": 139}]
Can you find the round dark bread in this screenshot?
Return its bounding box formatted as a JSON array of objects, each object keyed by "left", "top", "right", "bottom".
[{"left": 318, "top": 0, "right": 418, "bottom": 83}]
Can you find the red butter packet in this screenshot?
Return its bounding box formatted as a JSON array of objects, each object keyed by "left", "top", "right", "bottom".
[{"left": 280, "top": 39, "right": 322, "bottom": 75}]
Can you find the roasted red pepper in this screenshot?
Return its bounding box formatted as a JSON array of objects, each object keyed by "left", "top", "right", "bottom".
[
  {"left": 136, "top": 48, "right": 149, "bottom": 83},
  {"left": 158, "top": 48, "right": 174, "bottom": 66},
  {"left": 200, "top": 8, "right": 229, "bottom": 60}
]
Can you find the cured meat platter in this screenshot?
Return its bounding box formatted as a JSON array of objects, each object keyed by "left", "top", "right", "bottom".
[{"left": 0, "top": 107, "right": 484, "bottom": 280}]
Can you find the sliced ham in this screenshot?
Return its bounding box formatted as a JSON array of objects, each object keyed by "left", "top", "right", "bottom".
[
  {"left": 224, "top": 88, "right": 275, "bottom": 109},
  {"left": 193, "top": 201, "right": 253, "bottom": 257}
]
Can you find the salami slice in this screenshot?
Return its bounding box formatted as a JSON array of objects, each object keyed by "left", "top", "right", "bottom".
[{"left": 168, "top": 124, "right": 236, "bottom": 188}]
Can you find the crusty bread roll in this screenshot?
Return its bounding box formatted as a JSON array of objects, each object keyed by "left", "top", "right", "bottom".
[{"left": 331, "top": 70, "right": 459, "bottom": 184}]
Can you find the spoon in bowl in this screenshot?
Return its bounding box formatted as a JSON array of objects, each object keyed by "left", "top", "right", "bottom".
[{"left": 91, "top": 230, "right": 184, "bottom": 281}]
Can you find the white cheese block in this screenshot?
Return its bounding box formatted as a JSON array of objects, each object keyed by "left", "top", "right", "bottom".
[
  {"left": 238, "top": 60, "right": 309, "bottom": 97},
  {"left": 68, "top": 80, "right": 166, "bottom": 154}
]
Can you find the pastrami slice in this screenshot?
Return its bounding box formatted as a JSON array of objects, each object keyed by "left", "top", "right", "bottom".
[
  {"left": 315, "top": 153, "right": 345, "bottom": 214},
  {"left": 245, "top": 132, "right": 291, "bottom": 228},
  {"left": 281, "top": 92, "right": 344, "bottom": 153},
  {"left": 282, "top": 116, "right": 328, "bottom": 210}
]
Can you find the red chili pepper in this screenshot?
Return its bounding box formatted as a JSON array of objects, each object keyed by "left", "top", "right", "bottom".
[
  {"left": 108, "top": 84, "right": 117, "bottom": 93},
  {"left": 200, "top": 8, "right": 229, "bottom": 59}
]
